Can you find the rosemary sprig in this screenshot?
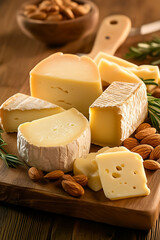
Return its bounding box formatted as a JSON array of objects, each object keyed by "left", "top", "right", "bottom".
[
  {"left": 140, "top": 78, "right": 159, "bottom": 86},
  {"left": 147, "top": 95, "right": 160, "bottom": 131},
  {"left": 125, "top": 37, "right": 160, "bottom": 65},
  {"left": 0, "top": 129, "right": 24, "bottom": 168}
]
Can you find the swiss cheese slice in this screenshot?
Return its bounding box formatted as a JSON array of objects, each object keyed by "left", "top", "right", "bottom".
[
  {"left": 95, "top": 151, "right": 150, "bottom": 200},
  {"left": 0, "top": 93, "right": 64, "bottom": 132},
  {"left": 30, "top": 52, "right": 103, "bottom": 117},
  {"left": 89, "top": 82, "right": 148, "bottom": 147},
  {"left": 17, "top": 108, "right": 91, "bottom": 172}
]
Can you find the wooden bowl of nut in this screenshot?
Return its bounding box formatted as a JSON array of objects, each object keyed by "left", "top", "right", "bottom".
[{"left": 16, "top": 0, "right": 99, "bottom": 45}]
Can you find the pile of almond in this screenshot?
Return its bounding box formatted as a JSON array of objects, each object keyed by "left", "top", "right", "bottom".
[
  {"left": 23, "top": 0, "right": 91, "bottom": 21},
  {"left": 28, "top": 167, "right": 88, "bottom": 197},
  {"left": 123, "top": 122, "right": 160, "bottom": 171}
]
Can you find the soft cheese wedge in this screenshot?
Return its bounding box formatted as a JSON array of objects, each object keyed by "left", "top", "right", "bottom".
[
  {"left": 30, "top": 52, "right": 103, "bottom": 117},
  {"left": 94, "top": 52, "right": 137, "bottom": 68},
  {"left": 17, "top": 108, "right": 91, "bottom": 172},
  {"left": 89, "top": 82, "right": 148, "bottom": 147},
  {"left": 98, "top": 59, "right": 141, "bottom": 87},
  {"left": 0, "top": 93, "right": 64, "bottom": 132},
  {"left": 95, "top": 151, "right": 150, "bottom": 200}
]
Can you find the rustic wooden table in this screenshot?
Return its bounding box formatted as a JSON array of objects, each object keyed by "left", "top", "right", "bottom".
[{"left": 0, "top": 0, "right": 160, "bottom": 239}]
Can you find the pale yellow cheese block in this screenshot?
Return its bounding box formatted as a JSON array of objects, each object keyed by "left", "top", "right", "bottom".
[
  {"left": 95, "top": 151, "right": 150, "bottom": 200},
  {"left": 0, "top": 93, "right": 64, "bottom": 132},
  {"left": 17, "top": 108, "right": 91, "bottom": 172},
  {"left": 30, "top": 52, "right": 103, "bottom": 118},
  {"left": 73, "top": 146, "right": 129, "bottom": 191},
  {"left": 98, "top": 59, "right": 141, "bottom": 87},
  {"left": 89, "top": 82, "right": 148, "bottom": 147},
  {"left": 94, "top": 52, "right": 137, "bottom": 68}
]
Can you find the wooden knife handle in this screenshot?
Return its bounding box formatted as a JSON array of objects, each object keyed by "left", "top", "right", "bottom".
[{"left": 88, "top": 15, "right": 131, "bottom": 58}]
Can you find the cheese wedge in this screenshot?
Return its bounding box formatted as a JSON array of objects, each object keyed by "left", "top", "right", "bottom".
[
  {"left": 94, "top": 52, "right": 137, "bottom": 68},
  {"left": 89, "top": 82, "right": 148, "bottom": 147},
  {"left": 17, "top": 108, "right": 91, "bottom": 172},
  {"left": 95, "top": 151, "right": 150, "bottom": 200},
  {"left": 0, "top": 93, "right": 64, "bottom": 132},
  {"left": 30, "top": 52, "right": 103, "bottom": 117},
  {"left": 73, "top": 146, "right": 109, "bottom": 191},
  {"left": 98, "top": 59, "right": 141, "bottom": 87}
]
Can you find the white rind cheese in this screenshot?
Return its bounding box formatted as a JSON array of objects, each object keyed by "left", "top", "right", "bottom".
[
  {"left": 0, "top": 93, "right": 64, "bottom": 132},
  {"left": 89, "top": 82, "right": 148, "bottom": 146},
  {"left": 17, "top": 108, "right": 91, "bottom": 172}
]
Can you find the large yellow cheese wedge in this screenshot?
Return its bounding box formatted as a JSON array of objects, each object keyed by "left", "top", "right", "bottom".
[
  {"left": 17, "top": 108, "right": 91, "bottom": 172},
  {"left": 0, "top": 93, "right": 64, "bottom": 132},
  {"left": 89, "top": 82, "right": 148, "bottom": 147},
  {"left": 95, "top": 151, "right": 150, "bottom": 200},
  {"left": 30, "top": 52, "right": 103, "bottom": 117}
]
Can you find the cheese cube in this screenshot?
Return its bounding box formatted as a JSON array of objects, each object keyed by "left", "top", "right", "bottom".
[
  {"left": 95, "top": 151, "right": 150, "bottom": 200},
  {"left": 0, "top": 93, "right": 64, "bottom": 132},
  {"left": 89, "top": 82, "right": 148, "bottom": 147},
  {"left": 98, "top": 59, "right": 141, "bottom": 87},
  {"left": 17, "top": 108, "right": 91, "bottom": 172},
  {"left": 94, "top": 52, "right": 137, "bottom": 68},
  {"left": 30, "top": 52, "right": 103, "bottom": 117}
]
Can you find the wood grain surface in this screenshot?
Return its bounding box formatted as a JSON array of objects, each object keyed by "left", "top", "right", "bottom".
[{"left": 1, "top": 0, "right": 160, "bottom": 239}]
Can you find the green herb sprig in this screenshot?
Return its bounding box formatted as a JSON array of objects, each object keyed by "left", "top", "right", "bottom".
[
  {"left": 0, "top": 129, "right": 24, "bottom": 168},
  {"left": 140, "top": 78, "right": 159, "bottom": 86},
  {"left": 125, "top": 37, "right": 160, "bottom": 65},
  {"left": 147, "top": 95, "right": 160, "bottom": 131}
]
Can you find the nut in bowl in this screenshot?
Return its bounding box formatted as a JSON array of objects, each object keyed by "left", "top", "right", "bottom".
[{"left": 16, "top": 0, "right": 99, "bottom": 45}]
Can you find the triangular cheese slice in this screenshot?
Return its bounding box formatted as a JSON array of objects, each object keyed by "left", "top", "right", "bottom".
[{"left": 0, "top": 93, "right": 64, "bottom": 132}]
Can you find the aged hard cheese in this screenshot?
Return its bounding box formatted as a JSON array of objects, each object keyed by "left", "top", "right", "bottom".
[
  {"left": 95, "top": 151, "right": 150, "bottom": 200},
  {"left": 89, "top": 82, "right": 148, "bottom": 147},
  {"left": 0, "top": 93, "right": 64, "bottom": 132},
  {"left": 17, "top": 108, "right": 91, "bottom": 172},
  {"left": 98, "top": 59, "right": 141, "bottom": 87},
  {"left": 30, "top": 52, "right": 102, "bottom": 117},
  {"left": 73, "top": 146, "right": 109, "bottom": 191}
]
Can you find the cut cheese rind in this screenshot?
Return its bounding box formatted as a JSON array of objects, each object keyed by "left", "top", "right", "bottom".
[
  {"left": 95, "top": 151, "right": 150, "bottom": 200},
  {"left": 94, "top": 52, "right": 137, "bottom": 68},
  {"left": 17, "top": 108, "right": 91, "bottom": 172},
  {"left": 89, "top": 82, "right": 148, "bottom": 147},
  {"left": 30, "top": 52, "right": 103, "bottom": 117},
  {"left": 0, "top": 93, "right": 64, "bottom": 132}
]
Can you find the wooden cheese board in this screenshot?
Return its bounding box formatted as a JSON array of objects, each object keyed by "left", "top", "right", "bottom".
[{"left": 0, "top": 132, "right": 159, "bottom": 230}]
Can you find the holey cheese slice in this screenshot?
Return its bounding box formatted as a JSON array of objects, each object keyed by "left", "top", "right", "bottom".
[
  {"left": 0, "top": 93, "right": 64, "bottom": 132},
  {"left": 95, "top": 151, "right": 150, "bottom": 200},
  {"left": 17, "top": 108, "right": 91, "bottom": 172},
  {"left": 89, "top": 82, "right": 148, "bottom": 147},
  {"left": 30, "top": 52, "right": 103, "bottom": 117}
]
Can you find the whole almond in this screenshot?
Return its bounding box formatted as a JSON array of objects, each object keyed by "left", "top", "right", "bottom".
[
  {"left": 24, "top": 4, "right": 37, "bottom": 12},
  {"left": 135, "top": 127, "right": 156, "bottom": 140},
  {"left": 149, "top": 145, "right": 160, "bottom": 160},
  {"left": 72, "top": 4, "right": 91, "bottom": 16},
  {"left": 28, "top": 167, "right": 44, "bottom": 181},
  {"left": 73, "top": 174, "right": 88, "bottom": 187},
  {"left": 47, "top": 14, "right": 63, "bottom": 21},
  {"left": 61, "top": 174, "right": 75, "bottom": 182},
  {"left": 44, "top": 170, "right": 64, "bottom": 180},
  {"left": 28, "top": 11, "right": 47, "bottom": 20},
  {"left": 141, "top": 134, "right": 160, "bottom": 147},
  {"left": 62, "top": 180, "right": 84, "bottom": 197},
  {"left": 123, "top": 137, "right": 139, "bottom": 150},
  {"left": 136, "top": 123, "right": 151, "bottom": 133},
  {"left": 62, "top": 7, "right": 75, "bottom": 19},
  {"left": 152, "top": 87, "right": 160, "bottom": 98},
  {"left": 143, "top": 160, "right": 160, "bottom": 170},
  {"left": 131, "top": 144, "right": 153, "bottom": 159}
]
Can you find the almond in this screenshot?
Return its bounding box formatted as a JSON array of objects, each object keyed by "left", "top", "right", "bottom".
[
  {"left": 61, "top": 180, "right": 84, "bottom": 197},
  {"left": 44, "top": 170, "right": 64, "bottom": 180},
  {"left": 135, "top": 127, "right": 156, "bottom": 140},
  {"left": 61, "top": 174, "right": 75, "bottom": 182},
  {"left": 28, "top": 167, "right": 44, "bottom": 181},
  {"left": 24, "top": 4, "right": 37, "bottom": 12},
  {"left": 136, "top": 123, "right": 151, "bottom": 133},
  {"left": 131, "top": 144, "right": 153, "bottom": 159},
  {"left": 141, "top": 134, "right": 160, "bottom": 147},
  {"left": 73, "top": 174, "right": 88, "bottom": 187},
  {"left": 149, "top": 145, "right": 160, "bottom": 160},
  {"left": 47, "top": 14, "right": 63, "bottom": 21},
  {"left": 152, "top": 87, "right": 160, "bottom": 98},
  {"left": 123, "top": 137, "right": 139, "bottom": 150},
  {"left": 143, "top": 160, "right": 160, "bottom": 170},
  {"left": 28, "top": 11, "right": 47, "bottom": 20}
]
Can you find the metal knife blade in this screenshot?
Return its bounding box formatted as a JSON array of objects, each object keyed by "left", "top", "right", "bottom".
[{"left": 129, "top": 20, "right": 160, "bottom": 37}]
